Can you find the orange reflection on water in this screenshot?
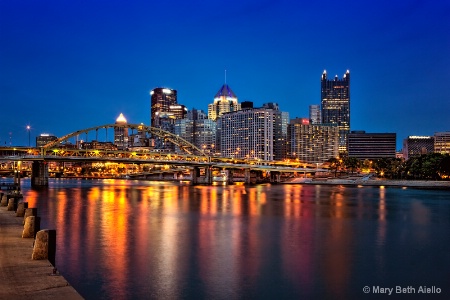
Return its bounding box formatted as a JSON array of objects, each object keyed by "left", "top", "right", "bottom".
[
  {"left": 379, "top": 186, "right": 386, "bottom": 221},
  {"left": 283, "top": 185, "right": 303, "bottom": 218},
  {"left": 23, "top": 189, "right": 38, "bottom": 208},
  {"left": 97, "top": 185, "right": 129, "bottom": 299}
]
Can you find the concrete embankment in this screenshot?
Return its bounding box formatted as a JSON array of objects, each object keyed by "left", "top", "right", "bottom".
[
  {"left": 307, "top": 179, "right": 450, "bottom": 189},
  {"left": 0, "top": 200, "right": 83, "bottom": 299}
]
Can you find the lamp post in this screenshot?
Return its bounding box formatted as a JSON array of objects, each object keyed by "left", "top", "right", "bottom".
[{"left": 26, "top": 125, "right": 31, "bottom": 147}]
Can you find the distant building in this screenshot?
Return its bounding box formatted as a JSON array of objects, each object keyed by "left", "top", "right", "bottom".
[
  {"left": 402, "top": 136, "right": 434, "bottom": 160},
  {"left": 241, "top": 101, "right": 254, "bottom": 109},
  {"left": 169, "top": 104, "right": 187, "bottom": 120},
  {"left": 208, "top": 84, "right": 241, "bottom": 121},
  {"left": 175, "top": 108, "right": 216, "bottom": 154},
  {"left": 287, "top": 118, "right": 339, "bottom": 163},
  {"left": 347, "top": 131, "right": 396, "bottom": 159},
  {"left": 263, "top": 103, "right": 289, "bottom": 160},
  {"left": 434, "top": 132, "right": 450, "bottom": 154},
  {"left": 36, "top": 134, "right": 58, "bottom": 148},
  {"left": 321, "top": 70, "right": 350, "bottom": 153},
  {"left": 114, "top": 113, "right": 129, "bottom": 150},
  {"left": 80, "top": 140, "right": 117, "bottom": 151},
  {"left": 309, "top": 104, "right": 321, "bottom": 124},
  {"left": 129, "top": 123, "right": 150, "bottom": 148}
]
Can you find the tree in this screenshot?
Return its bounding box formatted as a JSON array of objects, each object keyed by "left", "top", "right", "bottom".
[
  {"left": 327, "top": 157, "right": 341, "bottom": 177},
  {"left": 421, "top": 153, "right": 444, "bottom": 180},
  {"left": 438, "top": 154, "right": 450, "bottom": 179},
  {"left": 344, "top": 157, "right": 360, "bottom": 174}
]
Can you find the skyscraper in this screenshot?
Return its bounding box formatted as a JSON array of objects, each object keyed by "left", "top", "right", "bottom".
[
  {"left": 114, "top": 113, "right": 129, "bottom": 150},
  {"left": 208, "top": 84, "right": 241, "bottom": 121},
  {"left": 219, "top": 104, "right": 288, "bottom": 161},
  {"left": 174, "top": 108, "right": 217, "bottom": 154},
  {"left": 309, "top": 104, "right": 321, "bottom": 124},
  {"left": 150, "top": 87, "right": 187, "bottom": 151},
  {"left": 321, "top": 70, "right": 350, "bottom": 153},
  {"left": 150, "top": 88, "right": 178, "bottom": 127}
]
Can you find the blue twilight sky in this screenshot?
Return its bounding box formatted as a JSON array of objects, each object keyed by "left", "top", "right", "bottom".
[{"left": 1, "top": 0, "right": 449, "bottom": 149}]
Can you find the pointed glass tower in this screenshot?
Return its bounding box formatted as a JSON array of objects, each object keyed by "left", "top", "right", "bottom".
[{"left": 208, "top": 84, "right": 241, "bottom": 121}]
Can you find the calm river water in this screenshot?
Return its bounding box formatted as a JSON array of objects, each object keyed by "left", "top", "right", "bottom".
[{"left": 14, "top": 178, "right": 450, "bottom": 299}]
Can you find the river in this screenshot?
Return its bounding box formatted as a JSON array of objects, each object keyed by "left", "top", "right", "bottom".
[{"left": 12, "top": 178, "right": 450, "bottom": 299}]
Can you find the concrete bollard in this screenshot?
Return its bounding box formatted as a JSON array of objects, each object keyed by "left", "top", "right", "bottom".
[
  {"left": 23, "top": 208, "right": 38, "bottom": 225},
  {"left": 16, "top": 202, "right": 26, "bottom": 217},
  {"left": 7, "top": 198, "right": 15, "bottom": 211},
  {"left": 0, "top": 194, "right": 7, "bottom": 206},
  {"left": 32, "top": 229, "right": 56, "bottom": 266},
  {"left": 22, "top": 216, "right": 41, "bottom": 238}
]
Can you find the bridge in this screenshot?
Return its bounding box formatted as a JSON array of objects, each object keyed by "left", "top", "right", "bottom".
[{"left": 0, "top": 124, "right": 329, "bottom": 186}]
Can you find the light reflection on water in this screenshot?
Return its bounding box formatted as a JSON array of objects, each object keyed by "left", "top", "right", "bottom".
[{"left": 12, "top": 178, "right": 450, "bottom": 299}]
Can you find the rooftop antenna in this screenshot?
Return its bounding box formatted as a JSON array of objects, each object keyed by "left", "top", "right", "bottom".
[{"left": 225, "top": 69, "right": 227, "bottom": 84}]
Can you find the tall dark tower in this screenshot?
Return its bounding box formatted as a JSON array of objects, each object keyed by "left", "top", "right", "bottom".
[
  {"left": 150, "top": 88, "right": 178, "bottom": 127},
  {"left": 321, "top": 70, "right": 350, "bottom": 153}
]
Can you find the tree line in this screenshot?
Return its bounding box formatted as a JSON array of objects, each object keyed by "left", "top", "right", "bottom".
[{"left": 327, "top": 153, "right": 450, "bottom": 180}]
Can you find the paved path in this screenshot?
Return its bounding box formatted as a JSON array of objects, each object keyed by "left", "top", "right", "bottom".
[{"left": 0, "top": 205, "right": 83, "bottom": 300}]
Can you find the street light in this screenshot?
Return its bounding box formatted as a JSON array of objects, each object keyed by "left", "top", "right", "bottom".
[{"left": 26, "top": 125, "right": 31, "bottom": 147}]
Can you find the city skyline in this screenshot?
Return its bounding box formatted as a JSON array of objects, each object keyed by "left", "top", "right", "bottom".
[{"left": 1, "top": 0, "right": 449, "bottom": 148}]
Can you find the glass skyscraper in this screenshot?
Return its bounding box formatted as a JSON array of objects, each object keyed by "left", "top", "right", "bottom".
[
  {"left": 321, "top": 70, "right": 350, "bottom": 153},
  {"left": 150, "top": 88, "right": 178, "bottom": 127},
  {"left": 208, "top": 84, "right": 241, "bottom": 121}
]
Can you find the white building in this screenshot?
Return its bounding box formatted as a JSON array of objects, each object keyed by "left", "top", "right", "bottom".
[{"left": 219, "top": 107, "right": 286, "bottom": 161}]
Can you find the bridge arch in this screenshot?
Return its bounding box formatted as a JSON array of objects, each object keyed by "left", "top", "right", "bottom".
[{"left": 42, "top": 124, "right": 207, "bottom": 156}]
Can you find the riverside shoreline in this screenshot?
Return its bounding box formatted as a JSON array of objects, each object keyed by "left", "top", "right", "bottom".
[
  {"left": 0, "top": 204, "right": 83, "bottom": 299},
  {"left": 304, "top": 178, "right": 450, "bottom": 189}
]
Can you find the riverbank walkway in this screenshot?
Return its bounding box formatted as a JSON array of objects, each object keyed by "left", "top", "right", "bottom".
[{"left": 0, "top": 206, "right": 83, "bottom": 299}]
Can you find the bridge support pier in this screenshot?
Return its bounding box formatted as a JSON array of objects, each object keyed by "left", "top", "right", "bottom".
[
  {"left": 270, "top": 171, "right": 281, "bottom": 183},
  {"left": 204, "top": 167, "right": 212, "bottom": 185},
  {"left": 191, "top": 167, "right": 199, "bottom": 185},
  {"left": 31, "top": 161, "right": 48, "bottom": 187},
  {"left": 227, "top": 169, "right": 234, "bottom": 185},
  {"left": 244, "top": 169, "right": 251, "bottom": 184}
]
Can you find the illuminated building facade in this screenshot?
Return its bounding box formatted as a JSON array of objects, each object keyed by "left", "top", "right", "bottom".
[
  {"left": 309, "top": 104, "right": 321, "bottom": 124},
  {"left": 347, "top": 131, "right": 396, "bottom": 159},
  {"left": 263, "top": 103, "right": 289, "bottom": 160},
  {"left": 208, "top": 84, "right": 241, "bottom": 121},
  {"left": 287, "top": 118, "right": 339, "bottom": 163},
  {"left": 174, "top": 109, "right": 216, "bottom": 154},
  {"left": 434, "top": 132, "right": 450, "bottom": 154},
  {"left": 150, "top": 88, "right": 178, "bottom": 127},
  {"left": 129, "top": 123, "right": 150, "bottom": 148},
  {"left": 36, "top": 134, "right": 58, "bottom": 148},
  {"left": 219, "top": 105, "right": 286, "bottom": 161},
  {"left": 402, "top": 136, "right": 434, "bottom": 160},
  {"left": 150, "top": 87, "right": 187, "bottom": 151},
  {"left": 321, "top": 70, "right": 350, "bottom": 153},
  {"left": 114, "top": 113, "right": 129, "bottom": 150},
  {"left": 80, "top": 141, "right": 117, "bottom": 150}
]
